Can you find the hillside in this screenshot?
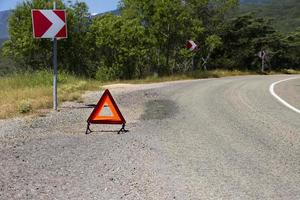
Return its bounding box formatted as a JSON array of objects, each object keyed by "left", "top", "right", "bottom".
[
  {"left": 240, "top": 0, "right": 267, "bottom": 3},
  {"left": 92, "top": 9, "right": 120, "bottom": 18},
  {"left": 240, "top": 0, "right": 300, "bottom": 32},
  {"left": 0, "top": 10, "right": 11, "bottom": 39},
  {"left": 0, "top": 38, "right": 6, "bottom": 47}
]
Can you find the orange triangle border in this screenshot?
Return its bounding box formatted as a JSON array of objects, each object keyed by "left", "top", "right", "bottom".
[{"left": 87, "top": 89, "right": 126, "bottom": 125}]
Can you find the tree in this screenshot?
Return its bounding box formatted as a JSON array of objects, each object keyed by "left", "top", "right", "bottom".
[
  {"left": 121, "top": 0, "right": 204, "bottom": 74},
  {"left": 4, "top": 0, "right": 296, "bottom": 81},
  {"left": 2, "top": 0, "right": 93, "bottom": 76},
  {"left": 90, "top": 14, "right": 149, "bottom": 79},
  {"left": 239, "top": 0, "right": 300, "bottom": 32},
  {"left": 120, "top": 0, "right": 238, "bottom": 74},
  {"left": 2, "top": 0, "right": 60, "bottom": 70},
  {"left": 59, "top": 1, "right": 94, "bottom": 76},
  {"left": 202, "top": 34, "right": 222, "bottom": 70},
  {"left": 212, "top": 14, "right": 277, "bottom": 71}
]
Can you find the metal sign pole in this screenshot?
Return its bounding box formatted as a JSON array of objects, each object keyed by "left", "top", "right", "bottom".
[
  {"left": 261, "top": 51, "right": 265, "bottom": 73},
  {"left": 262, "top": 56, "right": 264, "bottom": 73},
  {"left": 53, "top": 0, "right": 58, "bottom": 110}
]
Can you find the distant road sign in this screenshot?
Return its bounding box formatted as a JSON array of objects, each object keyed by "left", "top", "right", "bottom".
[
  {"left": 258, "top": 50, "right": 266, "bottom": 59},
  {"left": 186, "top": 40, "right": 197, "bottom": 51},
  {"left": 32, "top": 9, "right": 67, "bottom": 38}
]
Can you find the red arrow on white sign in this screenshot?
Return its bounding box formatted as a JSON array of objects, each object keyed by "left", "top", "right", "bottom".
[
  {"left": 32, "top": 10, "right": 67, "bottom": 38},
  {"left": 186, "top": 40, "right": 197, "bottom": 51}
]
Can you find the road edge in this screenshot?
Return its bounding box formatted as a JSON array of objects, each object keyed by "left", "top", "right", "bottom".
[{"left": 269, "top": 76, "right": 300, "bottom": 114}]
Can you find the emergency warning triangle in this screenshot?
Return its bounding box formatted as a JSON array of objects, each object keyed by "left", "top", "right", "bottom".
[{"left": 87, "top": 89, "right": 126, "bottom": 124}]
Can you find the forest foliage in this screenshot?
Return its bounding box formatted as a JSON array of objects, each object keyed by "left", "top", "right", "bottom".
[
  {"left": 240, "top": 0, "right": 300, "bottom": 33},
  {"left": 1, "top": 0, "right": 299, "bottom": 80}
]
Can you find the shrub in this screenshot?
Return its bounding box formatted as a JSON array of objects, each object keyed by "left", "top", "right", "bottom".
[
  {"left": 95, "top": 67, "right": 117, "bottom": 82},
  {"left": 18, "top": 100, "right": 32, "bottom": 114}
]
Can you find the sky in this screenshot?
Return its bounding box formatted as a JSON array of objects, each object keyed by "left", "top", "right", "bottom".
[{"left": 0, "top": 0, "right": 119, "bottom": 14}]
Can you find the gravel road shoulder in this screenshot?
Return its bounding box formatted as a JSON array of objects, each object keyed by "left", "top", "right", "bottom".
[
  {"left": 0, "top": 80, "right": 194, "bottom": 200},
  {"left": 1, "top": 76, "right": 299, "bottom": 199}
]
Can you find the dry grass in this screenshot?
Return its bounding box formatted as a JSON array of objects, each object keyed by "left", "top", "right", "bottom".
[
  {"left": 211, "top": 69, "right": 255, "bottom": 77},
  {"left": 105, "top": 70, "right": 254, "bottom": 85},
  {"left": 0, "top": 70, "right": 100, "bottom": 119},
  {"left": 281, "top": 69, "right": 300, "bottom": 74},
  {"left": 187, "top": 69, "right": 255, "bottom": 79},
  {"left": 112, "top": 74, "right": 191, "bottom": 85}
]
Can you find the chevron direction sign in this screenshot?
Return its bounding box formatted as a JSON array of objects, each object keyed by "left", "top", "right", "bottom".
[
  {"left": 32, "top": 10, "right": 67, "bottom": 38},
  {"left": 186, "top": 40, "right": 197, "bottom": 51}
]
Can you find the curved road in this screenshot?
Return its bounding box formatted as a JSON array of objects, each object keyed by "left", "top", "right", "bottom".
[
  {"left": 137, "top": 75, "right": 300, "bottom": 199},
  {"left": 0, "top": 75, "right": 299, "bottom": 199}
]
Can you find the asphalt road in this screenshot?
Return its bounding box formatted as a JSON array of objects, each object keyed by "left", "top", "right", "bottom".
[{"left": 0, "top": 75, "right": 299, "bottom": 199}]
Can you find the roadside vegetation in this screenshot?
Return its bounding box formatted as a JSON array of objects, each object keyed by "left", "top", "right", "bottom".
[
  {"left": 0, "top": 69, "right": 252, "bottom": 119},
  {"left": 1, "top": 0, "right": 299, "bottom": 79},
  {"left": 0, "top": 70, "right": 99, "bottom": 119},
  {"left": 240, "top": 0, "right": 300, "bottom": 33},
  {"left": 0, "top": 0, "right": 299, "bottom": 118},
  {"left": 2, "top": 68, "right": 299, "bottom": 119}
]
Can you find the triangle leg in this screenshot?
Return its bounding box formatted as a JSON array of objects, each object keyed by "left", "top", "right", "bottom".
[
  {"left": 85, "top": 123, "right": 92, "bottom": 134},
  {"left": 118, "top": 124, "right": 129, "bottom": 134}
]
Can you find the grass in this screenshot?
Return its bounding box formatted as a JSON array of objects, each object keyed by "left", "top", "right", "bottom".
[
  {"left": 0, "top": 68, "right": 298, "bottom": 119},
  {"left": 106, "top": 69, "right": 255, "bottom": 85},
  {"left": 188, "top": 69, "right": 255, "bottom": 78},
  {"left": 106, "top": 74, "right": 191, "bottom": 85},
  {"left": 281, "top": 69, "right": 300, "bottom": 75},
  {"left": 0, "top": 70, "right": 100, "bottom": 119}
]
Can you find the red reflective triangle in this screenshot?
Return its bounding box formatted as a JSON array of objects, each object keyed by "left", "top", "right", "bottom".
[{"left": 87, "top": 89, "right": 126, "bottom": 124}]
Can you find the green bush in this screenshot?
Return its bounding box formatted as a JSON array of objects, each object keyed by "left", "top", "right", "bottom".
[
  {"left": 95, "top": 66, "right": 117, "bottom": 82},
  {"left": 18, "top": 100, "right": 32, "bottom": 114},
  {"left": 0, "top": 56, "right": 19, "bottom": 76}
]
